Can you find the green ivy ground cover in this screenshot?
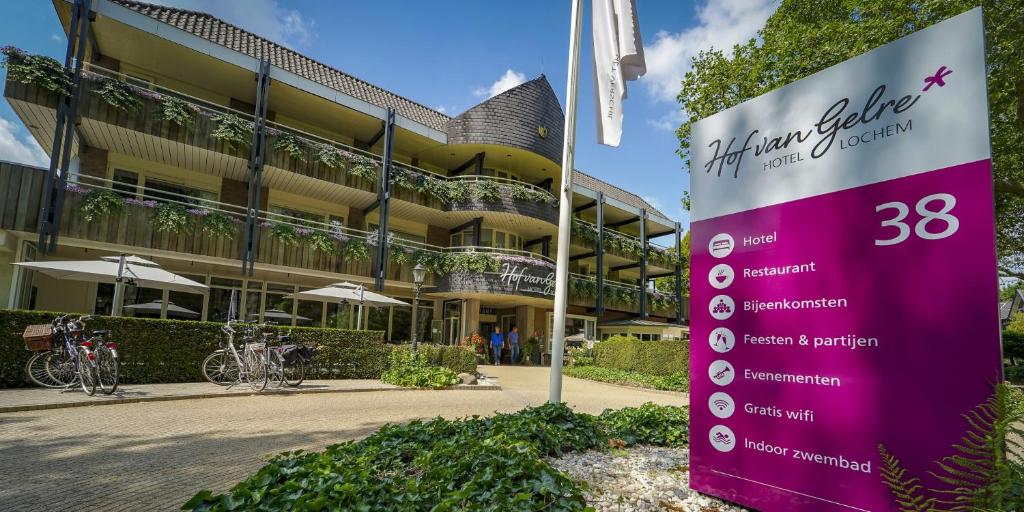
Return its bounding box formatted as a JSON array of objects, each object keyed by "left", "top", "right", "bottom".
[{"left": 184, "top": 402, "right": 689, "bottom": 511}]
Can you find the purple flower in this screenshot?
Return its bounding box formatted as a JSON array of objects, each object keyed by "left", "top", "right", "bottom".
[
  {"left": 295, "top": 227, "right": 313, "bottom": 237},
  {"left": 64, "top": 183, "right": 89, "bottom": 194},
  {"left": 259, "top": 221, "right": 273, "bottom": 228},
  {"left": 186, "top": 208, "right": 209, "bottom": 217}
]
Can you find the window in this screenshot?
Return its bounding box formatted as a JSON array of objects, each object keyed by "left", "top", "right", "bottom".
[
  {"left": 112, "top": 169, "right": 139, "bottom": 197},
  {"left": 270, "top": 205, "right": 326, "bottom": 227},
  {"left": 146, "top": 177, "right": 217, "bottom": 205}
]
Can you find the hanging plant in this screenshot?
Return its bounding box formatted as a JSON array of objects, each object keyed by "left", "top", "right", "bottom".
[
  {"left": 448, "top": 252, "right": 500, "bottom": 274},
  {"left": 348, "top": 155, "right": 379, "bottom": 182},
  {"left": 307, "top": 231, "right": 338, "bottom": 254},
  {"left": 152, "top": 203, "right": 194, "bottom": 234},
  {"left": 157, "top": 96, "right": 197, "bottom": 129},
  {"left": 444, "top": 180, "right": 469, "bottom": 204},
  {"left": 80, "top": 189, "right": 125, "bottom": 222},
  {"left": 1, "top": 46, "right": 72, "bottom": 96},
  {"left": 202, "top": 211, "right": 236, "bottom": 239},
  {"left": 316, "top": 143, "right": 345, "bottom": 169},
  {"left": 470, "top": 180, "right": 501, "bottom": 203},
  {"left": 342, "top": 237, "right": 370, "bottom": 261},
  {"left": 271, "top": 132, "right": 309, "bottom": 162},
  {"left": 268, "top": 223, "right": 300, "bottom": 246},
  {"left": 93, "top": 77, "right": 141, "bottom": 112},
  {"left": 211, "top": 113, "right": 253, "bottom": 149}
]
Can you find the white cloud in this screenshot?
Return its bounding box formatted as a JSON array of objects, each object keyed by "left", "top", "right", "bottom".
[
  {"left": 642, "top": 195, "right": 663, "bottom": 211},
  {"left": 474, "top": 69, "right": 527, "bottom": 99},
  {"left": 50, "top": 34, "right": 63, "bottom": 43},
  {"left": 146, "top": 0, "right": 316, "bottom": 48},
  {"left": 642, "top": 0, "right": 778, "bottom": 103},
  {"left": 648, "top": 109, "right": 685, "bottom": 132},
  {"left": 0, "top": 117, "right": 49, "bottom": 167}
]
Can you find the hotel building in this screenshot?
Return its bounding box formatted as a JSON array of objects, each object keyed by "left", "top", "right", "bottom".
[{"left": 0, "top": 0, "right": 688, "bottom": 349}]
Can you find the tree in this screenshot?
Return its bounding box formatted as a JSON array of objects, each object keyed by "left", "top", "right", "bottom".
[
  {"left": 675, "top": 0, "right": 1024, "bottom": 279},
  {"left": 655, "top": 231, "right": 690, "bottom": 296}
]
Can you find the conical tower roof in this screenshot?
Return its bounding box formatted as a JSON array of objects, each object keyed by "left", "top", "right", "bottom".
[{"left": 447, "top": 75, "right": 565, "bottom": 164}]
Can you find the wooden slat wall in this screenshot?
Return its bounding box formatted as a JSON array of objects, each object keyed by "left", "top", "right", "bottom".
[{"left": 0, "top": 162, "right": 45, "bottom": 233}]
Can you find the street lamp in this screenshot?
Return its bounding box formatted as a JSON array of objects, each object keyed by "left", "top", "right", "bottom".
[{"left": 411, "top": 262, "right": 426, "bottom": 358}]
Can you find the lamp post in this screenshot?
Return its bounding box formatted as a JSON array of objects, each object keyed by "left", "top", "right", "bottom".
[{"left": 411, "top": 262, "right": 426, "bottom": 358}]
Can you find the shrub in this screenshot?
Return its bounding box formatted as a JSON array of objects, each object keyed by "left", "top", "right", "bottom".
[
  {"left": 410, "top": 343, "right": 477, "bottom": 374},
  {"left": 381, "top": 348, "right": 459, "bottom": 388},
  {"left": 0, "top": 310, "right": 387, "bottom": 387},
  {"left": 593, "top": 335, "right": 689, "bottom": 376},
  {"left": 185, "top": 402, "right": 690, "bottom": 511},
  {"left": 563, "top": 365, "right": 689, "bottom": 392},
  {"left": 151, "top": 202, "right": 193, "bottom": 234}
]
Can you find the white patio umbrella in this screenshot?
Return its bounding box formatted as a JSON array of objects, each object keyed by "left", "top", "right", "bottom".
[
  {"left": 123, "top": 300, "right": 200, "bottom": 318},
  {"left": 14, "top": 254, "right": 208, "bottom": 316},
  {"left": 285, "top": 282, "right": 408, "bottom": 329},
  {"left": 254, "top": 308, "right": 312, "bottom": 324}
]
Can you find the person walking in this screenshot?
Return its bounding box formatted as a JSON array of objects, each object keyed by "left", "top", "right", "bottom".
[
  {"left": 508, "top": 326, "right": 520, "bottom": 365},
  {"left": 490, "top": 325, "right": 504, "bottom": 365}
]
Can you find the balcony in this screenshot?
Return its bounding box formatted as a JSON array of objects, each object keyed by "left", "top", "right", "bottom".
[
  {"left": 3, "top": 56, "right": 559, "bottom": 229},
  {"left": 571, "top": 219, "right": 681, "bottom": 274}
]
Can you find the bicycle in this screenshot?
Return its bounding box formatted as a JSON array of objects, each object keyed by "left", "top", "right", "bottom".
[
  {"left": 72, "top": 317, "right": 119, "bottom": 395},
  {"left": 39, "top": 315, "right": 100, "bottom": 395},
  {"left": 201, "top": 320, "right": 267, "bottom": 391},
  {"left": 264, "top": 331, "right": 308, "bottom": 388}
]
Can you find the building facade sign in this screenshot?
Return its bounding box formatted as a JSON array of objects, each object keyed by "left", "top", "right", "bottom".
[
  {"left": 441, "top": 262, "right": 556, "bottom": 299},
  {"left": 689, "top": 9, "right": 1001, "bottom": 511}
]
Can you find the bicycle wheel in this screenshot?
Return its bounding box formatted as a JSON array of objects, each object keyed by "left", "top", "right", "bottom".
[
  {"left": 45, "top": 349, "right": 77, "bottom": 387},
  {"left": 26, "top": 351, "right": 61, "bottom": 388},
  {"left": 267, "top": 349, "right": 285, "bottom": 389},
  {"left": 202, "top": 350, "right": 239, "bottom": 386},
  {"left": 95, "top": 343, "right": 119, "bottom": 395},
  {"left": 244, "top": 347, "right": 267, "bottom": 392},
  {"left": 77, "top": 347, "right": 97, "bottom": 396},
  {"left": 284, "top": 359, "right": 305, "bottom": 387}
]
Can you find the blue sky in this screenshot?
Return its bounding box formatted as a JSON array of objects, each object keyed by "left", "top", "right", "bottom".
[{"left": 0, "top": 0, "right": 779, "bottom": 228}]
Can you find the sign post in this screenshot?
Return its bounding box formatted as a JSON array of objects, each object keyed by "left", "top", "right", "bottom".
[{"left": 689, "top": 8, "right": 1001, "bottom": 512}]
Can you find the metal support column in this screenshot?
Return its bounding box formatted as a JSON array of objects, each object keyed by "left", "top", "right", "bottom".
[
  {"left": 595, "top": 193, "right": 605, "bottom": 316},
  {"left": 373, "top": 108, "right": 396, "bottom": 291},
  {"left": 38, "top": 0, "right": 91, "bottom": 254},
  {"left": 674, "top": 222, "right": 684, "bottom": 324},
  {"left": 241, "top": 59, "right": 272, "bottom": 275},
  {"left": 639, "top": 209, "right": 648, "bottom": 318},
  {"left": 472, "top": 218, "right": 483, "bottom": 246}
]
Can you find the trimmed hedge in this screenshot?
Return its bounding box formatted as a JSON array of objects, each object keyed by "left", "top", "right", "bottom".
[
  {"left": 411, "top": 343, "right": 477, "bottom": 374},
  {"left": 0, "top": 309, "right": 386, "bottom": 387},
  {"left": 593, "top": 335, "right": 689, "bottom": 376},
  {"left": 563, "top": 365, "right": 689, "bottom": 392}
]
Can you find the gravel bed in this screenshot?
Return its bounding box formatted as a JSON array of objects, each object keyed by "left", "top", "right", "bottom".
[{"left": 548, "top": 446, "right": 748, "bottom": 512}]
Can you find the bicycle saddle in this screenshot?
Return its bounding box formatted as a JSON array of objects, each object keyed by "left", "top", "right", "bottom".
[{"left": 92, "top": 330, "right": 110, "bottom": 336}]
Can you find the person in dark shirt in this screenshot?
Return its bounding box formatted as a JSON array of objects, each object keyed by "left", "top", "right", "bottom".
[
  {"left": 508, "top": 326, "right": 520, "bottom": 365},
  {"left": 490, "top": 326, "right": 504, "bottom": 365}
]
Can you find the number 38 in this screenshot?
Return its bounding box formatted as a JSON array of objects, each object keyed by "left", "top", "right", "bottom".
[{"left": 874, "top": 193, "right": 959, "bottom": 246}]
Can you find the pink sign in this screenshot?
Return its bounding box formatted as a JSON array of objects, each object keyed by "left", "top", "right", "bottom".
[{"left": 689, "top": 8, "right": 1000, "bottom": 512}]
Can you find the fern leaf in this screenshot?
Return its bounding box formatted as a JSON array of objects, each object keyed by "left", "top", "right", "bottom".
[{"left": 878, "top": 444, "right": 937, "bottom": 512}]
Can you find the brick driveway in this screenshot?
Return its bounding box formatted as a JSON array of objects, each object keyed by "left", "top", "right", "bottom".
[{"left": 0, "top": 366, "right": 688, "bottom": 511}]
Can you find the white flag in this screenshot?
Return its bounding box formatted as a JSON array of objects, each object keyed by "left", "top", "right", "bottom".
[{"left": 592, "top": 0, "right": 645, "bottom": 147}]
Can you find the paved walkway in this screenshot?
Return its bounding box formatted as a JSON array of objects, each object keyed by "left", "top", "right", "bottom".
[
  {"left": 0, "top": 379, "right": 497, "bottom": 413},
  {"left": 0, "top": 365, "right": 688, "bottom": 511}
]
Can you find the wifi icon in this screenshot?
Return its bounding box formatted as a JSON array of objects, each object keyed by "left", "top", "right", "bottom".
[{"left": 708, "top": 392, "right": 734, "bottom": 419}]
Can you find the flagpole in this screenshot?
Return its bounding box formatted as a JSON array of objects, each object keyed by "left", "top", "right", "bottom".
[{"left": 549, "top": 0, "right": 584, "bottom": 404}]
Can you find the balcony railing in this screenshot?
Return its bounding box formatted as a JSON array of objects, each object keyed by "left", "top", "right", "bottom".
[
  {"left": 4, "top": 56, "right": 559, "bottom": 223},
  {"left": 571, "top": 219, "right": 680, "bottom": 269}
]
